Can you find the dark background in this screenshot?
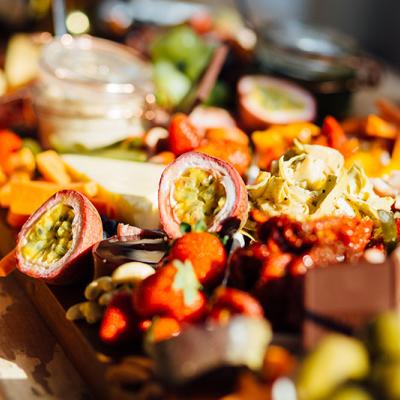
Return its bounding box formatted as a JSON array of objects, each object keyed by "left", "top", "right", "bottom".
[{"left": 0, "top": 0, "right": 399, "bottom": 68}]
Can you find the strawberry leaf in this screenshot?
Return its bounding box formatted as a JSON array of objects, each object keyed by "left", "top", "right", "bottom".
[
  {"left": 179, "top": 222, "right": 192, "bottom": 234},
  {"left": 172, "top": 259, "right": 202, "bottom": 306}
]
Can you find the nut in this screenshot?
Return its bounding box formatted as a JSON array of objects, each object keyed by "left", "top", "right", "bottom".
[
  {"left": 66, "top": 303, "right": 85, "bottom": 321},
  {"left": 84, "top": 276, "right": 114, "bottom": 300},
  {"left": 112, "top": 262, "right": 155, "bottom": 285},
  {"left": 79, "top": 301, "right": 104, "bottom": 324}
]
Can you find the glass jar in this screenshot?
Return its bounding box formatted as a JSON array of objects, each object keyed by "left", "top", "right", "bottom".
[
  {"left": 32, "top": 34, "right": 154, "bottom": 151},
  {"left": 255, "top": 20, "right": 381, "bottom": 120}
]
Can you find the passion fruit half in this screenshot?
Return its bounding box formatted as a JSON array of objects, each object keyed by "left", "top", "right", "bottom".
[
  {"left": 16, "top": 190, "right": 103, "bottom": 284},
  {"left": 238, "top": 75, "right": 316, "bottom": 129},
  {"left": 158, "top": 151, "right": 248, "bottom": 239}
]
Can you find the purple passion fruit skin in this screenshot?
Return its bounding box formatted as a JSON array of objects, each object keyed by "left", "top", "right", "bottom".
[
  {"left": 158, "top": 151, "right": 249, "bottom": 239},
  {"left": 238, "top": 75, "right": 316, "bottom": 130},
  {"left": 16, "top": 190, "right": 103, "bottom": 285}
]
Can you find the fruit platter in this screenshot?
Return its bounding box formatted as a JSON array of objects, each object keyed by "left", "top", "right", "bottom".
[{"left": 2, "top": 4, "right": 400, "bottom": 400}]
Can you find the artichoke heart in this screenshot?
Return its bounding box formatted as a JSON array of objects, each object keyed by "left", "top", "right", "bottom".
[{"left": 248, "top": 142, "right": 393, "bottom": 223}]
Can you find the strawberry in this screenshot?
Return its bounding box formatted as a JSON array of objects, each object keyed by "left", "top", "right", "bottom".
[
  {"left": 197, "top": 139, "right": 251, "bottom": 176},
  {"left": 133, "top": 260, "right": 207, "bottom": 322},
  {"left": 148, "top": 317, "right": 181, "bottom": 342},
  {"left": 99, "top": 291, "right": 139, "bottom": 345},
  {"left": 168, "top": 113, "right": 203, "bottom": 156},
  {"left": 169, "top": 232, "right": 227, "bottom": 287},
  {"left": 209, "top": 288, "right": 264, "bottom": 323}
]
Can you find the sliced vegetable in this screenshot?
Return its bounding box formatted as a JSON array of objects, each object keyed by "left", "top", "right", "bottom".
[
  {"left": 366, "top": 114, "right": 398, "bottom": 139},
  {"left": 153, "top": 60, "right": 191, "bottom": 109},
  {"left": 36, "top": 150, "right": 71, "bottom": 184},
  {"left": 8, "top": 180, "right": 99, "bottom": 216},
  {"left": 0, "top": 250, "right": 17, "bottom": 277},
  {"left": 0, "top": 130, "right": 22, "bottom": 169}
]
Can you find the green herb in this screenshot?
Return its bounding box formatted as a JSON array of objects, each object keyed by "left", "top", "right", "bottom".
[
  {"left": 179, "top": 222, "right": 191, "bottom": 234},
  {"left": 221, "top": 235, "right": 230, "bottom": 246},
  {"left": 172, "top": 260, "right": 201, "bottom": 306}
]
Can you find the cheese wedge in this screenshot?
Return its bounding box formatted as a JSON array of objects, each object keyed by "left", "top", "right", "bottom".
[{"left": 62, "top": 155, "right": 165, "bottom": 229}]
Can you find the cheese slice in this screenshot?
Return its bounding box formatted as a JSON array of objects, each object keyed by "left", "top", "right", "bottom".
[{"left": 62, "top": 155, "right": 165, "bottom": 229}]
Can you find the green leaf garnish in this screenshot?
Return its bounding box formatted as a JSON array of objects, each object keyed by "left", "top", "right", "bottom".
[
  {"left": 179, "top": 222, "right": 192, "bottom": 234},
  {"left": 172, "top": 260, "right": 202, "bottom": 306}
]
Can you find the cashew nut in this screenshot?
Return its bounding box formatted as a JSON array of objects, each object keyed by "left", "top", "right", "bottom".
[
  {"left": 84, "top": 276, "right": 114, "bottom": 300},
  {"left": 79, "top": 301, "right": 104, "bottom": 324},
  {"left": 112, "top": 262, "right": 155, "bottom": 285}
]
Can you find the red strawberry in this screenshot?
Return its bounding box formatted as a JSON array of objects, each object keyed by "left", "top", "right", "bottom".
[
  {"left": 149, "top": 317, "right": 181, "bottom": 342},
  {"left": 209, "top": 288, "right": 264, "bottom": 323},
  {"left": 133, "top": 260, "right": 207, "bottom": 322},
  {"left": 169, "top": 232, "right": 227, "bottom": 287},
  {"left": 99, "top": 291, "right": 139, "bottom": 345},
  {"left": 168, "top": 113, "right": 203, "bottom": 156}
]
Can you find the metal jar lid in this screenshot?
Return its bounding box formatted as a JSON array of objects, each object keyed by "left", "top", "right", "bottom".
[
  {"left": 256, "top": 20, "right": 380, "bottom": 93},
  {"left": 39, "top": 34, "right": 153, "bottom": 96}
]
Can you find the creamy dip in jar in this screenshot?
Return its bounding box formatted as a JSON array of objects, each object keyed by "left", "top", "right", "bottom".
[{"left": 32, "top": 34, "right": 154, "bottom": 151}]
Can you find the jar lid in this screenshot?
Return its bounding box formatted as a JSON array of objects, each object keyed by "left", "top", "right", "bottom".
[
  {"left": 256, "top": 20, "right": 361, "bottom": 82},
  {"left": 40, "top": 34, "right": 152, "bottom": 95}
]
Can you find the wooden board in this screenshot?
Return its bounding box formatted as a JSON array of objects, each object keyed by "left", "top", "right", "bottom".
[
  {"left": 14, "top": 273, "right": 110, "bottom": 400},
  {"left": 0, "top": 212, "right": 110, "bottom": 399},
  {"left": 0, "top": 274, "right": 89, "bottom": 400}
]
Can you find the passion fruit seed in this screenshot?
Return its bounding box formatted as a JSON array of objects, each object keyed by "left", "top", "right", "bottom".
[
  {"left": 173, "top": 168, "right": 226, "bottom": 227},
  {"left": 21, "top": 203, "right": 75, "bottom": 265}
]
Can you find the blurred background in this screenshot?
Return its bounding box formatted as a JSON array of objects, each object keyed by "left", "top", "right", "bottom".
[{"left": 0, "top": 0, "right": 399, "bottom": 67}]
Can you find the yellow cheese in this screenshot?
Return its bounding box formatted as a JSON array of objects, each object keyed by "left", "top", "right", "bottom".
[{"left": 62, "top": 155, "right": 165, "bottom": 229}]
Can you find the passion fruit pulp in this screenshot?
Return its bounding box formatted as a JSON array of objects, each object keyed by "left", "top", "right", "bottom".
[
  {"left": 21, "top": 203, "right": 74, "bottom": 265},
  {"left": 16, "top": 190, "right": 103, "bottom": 284},
  {"left": 159, "top": 152, "right": 248, "bottom": 239},
  {"left": 174, "top": 168, "right": 226, "bottom": 227}
]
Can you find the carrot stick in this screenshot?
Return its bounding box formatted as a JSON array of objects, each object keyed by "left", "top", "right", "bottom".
[{"left": 0, "top": 249, "right": 16, "bottom": 277}]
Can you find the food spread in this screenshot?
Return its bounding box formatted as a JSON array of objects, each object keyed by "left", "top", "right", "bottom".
[{"left": 1, "top": 11, "right": 400, "bottom": 400}]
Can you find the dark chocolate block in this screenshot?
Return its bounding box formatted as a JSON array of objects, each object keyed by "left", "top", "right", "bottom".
[{"left": 303, "top": 255, "right": 400, "bottom": 349}]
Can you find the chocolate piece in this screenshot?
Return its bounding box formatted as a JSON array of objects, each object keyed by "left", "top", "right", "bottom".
[
  {"left": 150, "top": 316, "right": 271, "bottom": 386},
  {"left": 303, "top": 257, "right": 400, "bottom": 349},
  {"left": 93, "top": 232, "right": 168, "bottom": 278}
]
